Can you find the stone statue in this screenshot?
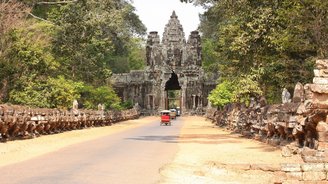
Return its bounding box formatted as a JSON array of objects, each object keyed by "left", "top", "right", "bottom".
[
  {"left": 249, "top": 97, "right": 256, "bottom": 108},
  {"left": 98, "top": 104, "right": 104, "bottom": 111},
  {"left": 72, "top": 100, "right": 78, "bottom": 110},
  {"left": 293, "top": 82, "right": 305, "bottom": 103},
  {"left": 72, "top": 100, "right": 79, "bottom": 115},
  {"left": 207, "top": 100, "right": 212, "bottom": 109},
  {"left": 282, "top": 88, "right": 291, "bottom": 104}
]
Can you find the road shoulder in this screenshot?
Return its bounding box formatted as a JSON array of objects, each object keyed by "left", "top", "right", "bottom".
[{"left": 160, "top": 116, "right": 303, "bottom": 184}]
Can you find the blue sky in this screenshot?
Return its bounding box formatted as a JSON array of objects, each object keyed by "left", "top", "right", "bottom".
[{"left": 132, "top": 0, "right": 204, "bottom": 38}]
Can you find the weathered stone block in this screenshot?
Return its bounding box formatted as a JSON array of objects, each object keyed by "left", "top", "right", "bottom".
[
  {"left": 318, "top": 142, "right": 328, "bottom": 150},
  {"left": 303, "top": 171, "right": 326, "bottom": 181},
  {"left": 323, "top": 151, "right": 328, "bottom": 161},
  {"left": 315, "top": 181, "right": 328, "bottom": 184},
  {"left": 301, "top": 163, "right": 325, "bottom": 172},
  {"left": 297, "top": 103, "right": 310, "bottom": 115},
  {"left": 273, "top": 171, "right": 287, "bottom": 183},
  {"left": 282, "top": 146, "right": 293, "bottom": 157},
  {"left": 282, "top": 163, "right": 302, "bottom": 172},
  {"left": 230, "top": 164, "right": 251, "bottom": 170},
  {"left": 317, "top": 122, "right": 328, "bottom": 132},
  {"left": 302, "top": 148, "right": 317, "bottom": 157},
  {"left": 286, "top": 171, "right": 303, "bottom": 180},
  {"left": 304, "top": 84, "right": 314, "bottom": 100},
  {"left": 269, "top": 138, "right": 281, "bottom": 146},
  {"left": 279, "top": 102, "right": 301, "bottom": 113},
  {"left": 324, "top": 163, "right": 328, "bottom": 171},
  {"left": 314, "top": 69, "right": 320, "bottom": 77},
  {"left": 302, "top": 156, "right": 324, "bottom": 163},
  {"left": 288, "top": 122, "right": 296, "bottom": 128},
  {"left": 282, "top": 180, "right": 304, "bottom": 184},
  {"left": 316, "top": 151, "right": 326, "bottom": 157},
  {"left": 314, "top": 69, "right": 328, "bottom": 78},
  {"left": 304, "top": 100, "right": 328, "bottom": 110},
  {"left": 313, "top": 77, "right": 328, "bottom": 85},
  {"left": 317, "top": 132, "right": 328, "bottom": 142},
  {"left": 315, "top": 59, "right": 328, "bottom": 70},
  {"left": 251, "top": 164, "right": 281, "bottom": 171}
]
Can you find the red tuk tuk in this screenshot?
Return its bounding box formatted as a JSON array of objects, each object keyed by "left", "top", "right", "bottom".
[{"left": 160, "top": 110, "right": 171, "bottom": 126}]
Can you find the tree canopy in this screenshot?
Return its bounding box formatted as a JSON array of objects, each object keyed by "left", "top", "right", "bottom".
[
  {"left": 0, "top": 0, "right": 146, "bottom": 109},
  {"left": 189, "top": 0, "right": 327, "bottom": 105}
]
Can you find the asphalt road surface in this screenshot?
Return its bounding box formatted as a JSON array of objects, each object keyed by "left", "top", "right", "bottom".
[{"left": 0, "top": 117, "right": 183, "bottom": 184}]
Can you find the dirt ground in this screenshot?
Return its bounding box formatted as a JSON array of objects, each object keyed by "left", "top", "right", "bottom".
[
  {"left": 159, "top": 116, "right": 303, "bottom": 184},
  {"left": 0, "top": 116, "right": 157, "bottom": 167}
]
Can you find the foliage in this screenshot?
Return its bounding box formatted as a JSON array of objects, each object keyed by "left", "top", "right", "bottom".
[
  {"left": 191, "top": 0, "right": 327, "bottom": 103},
  {"left": 208, "top": 68, "right": 263, "bottom": 108},
  {"left": 232, "top": 68, "right": 263, "bottom": 105},
  {"left": 0, "top": 0, "right": 31, "bottom": 100},
  {"left": 202, "top": 39, "right": 219, "bottom": 73},
  {"left": 0, "top": 0, "right": 30, "bottom": 41},
  {"left": 0, "top": 0, "right": 146, "bottom": 110},
  {"left": 51, "top": 0, "right": 146, "bottom": 83},
  {"left": 9, "top": 76, "right": 82, "bottom": 109},
  {"left": 127, "top": 38, "right": 146, "bottom": 71},
  {"left": 208, "top": 81, "right": 234, "bottom": 108},
  {"left": 1, "top": 21, "right": 59, "bottom": 102},
  {"left": 78, "top": 85, "right": 121, "bottom": 110},
  {"left": 120, "top": 99, "right": 134, "bottom": 109}
]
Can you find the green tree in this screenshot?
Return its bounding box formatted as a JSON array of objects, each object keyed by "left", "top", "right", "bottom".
[
  {"left": 127, "top": 38, "right": 146, "bottom": 71},
  {"left": 2, "top": 21, "right": 59, "bottom": 104},
  {"left": 0, "top": 0, "right": 30, "bottom": 101},
  {"left": 202, "top": 39, "right": 219, "bottom": 73},
  {"left": 232, "top": 68, "right": 263, "bottom": 105},
  {"left": 208, "top": 81, "right": 234, "bottom": 108},
  {"left": 0, "top": 0, "right": 145, "bottom": 109},
  {"left": 51, "top": 0, "right": 146, "bottom": 84},
  {"left": 186, "top": 0, "right": 326, "bottom": 103},
  {"left": 106, "top": 37, "right": 146, "bottom": 73},
  {"left": 9, "top": 76, "right": 82, "bottom": 108},
  {"left": 78, "top": 85, "right": 121, "bottom": 110}
]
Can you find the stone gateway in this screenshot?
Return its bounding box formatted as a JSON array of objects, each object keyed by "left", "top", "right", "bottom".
[{"left": 112, "top": 11, "right": 217, "bottom": 115}]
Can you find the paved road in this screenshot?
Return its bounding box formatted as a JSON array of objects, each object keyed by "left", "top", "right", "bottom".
[{"left": 0, "top": 117, "right": 183, "bottom": 184}]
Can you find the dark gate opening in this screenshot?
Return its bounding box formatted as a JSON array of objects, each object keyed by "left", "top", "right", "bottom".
[
  {"left": 165, "top": 72, "right": 181, "bottom": 91},
  {"left": 164, "top": 72, "right": 181, "bottom": 112}
]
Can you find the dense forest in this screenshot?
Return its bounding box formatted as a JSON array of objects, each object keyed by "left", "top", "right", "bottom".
[
  {"left": 182, "top": 0, "right": 328, "bottom": 107},
  {"left": 0, "top": 0, "right": 146, "bottom": 110}
]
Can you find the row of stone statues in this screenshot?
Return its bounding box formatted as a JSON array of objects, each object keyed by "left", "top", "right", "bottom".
[
  {"left": 0, "top": 104, "right": 140, "bottom": 141},
  {"left": 206, "top": 59, "right": 328, "bottom": 157},
  {"left": 208, "top": 98, "right": 313, "bottom": 147}
]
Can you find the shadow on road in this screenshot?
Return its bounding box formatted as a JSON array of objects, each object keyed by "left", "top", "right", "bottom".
[
  {"left": 126, "top": 133, "right": 243, "bottom": 145},
  {"left": 126, "top": 135, "right": 179, "bottom": 143}
]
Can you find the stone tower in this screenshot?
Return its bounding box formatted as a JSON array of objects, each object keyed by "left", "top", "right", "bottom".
[{"left": 112, "top": 11, "right": 217, "bottom": 115}]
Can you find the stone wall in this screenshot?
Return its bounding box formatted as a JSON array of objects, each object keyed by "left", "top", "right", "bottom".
[
  {"left": 0, "top": 104, "right": 140, "bottom": 141},
  {"left": 210, "top": 162, "right": 328, "bottom": 182},
  {"left": 207, "top": 60, "right": 328, "bottom": 167}
]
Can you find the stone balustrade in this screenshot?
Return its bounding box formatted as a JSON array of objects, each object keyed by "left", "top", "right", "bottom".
[{"left": 0, "top": 104, "right": 140, "bottom": 141}]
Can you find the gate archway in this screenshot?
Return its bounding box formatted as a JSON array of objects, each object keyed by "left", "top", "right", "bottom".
[{"left": 164, "top": 72, "right": 181, "bottom": 112}]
